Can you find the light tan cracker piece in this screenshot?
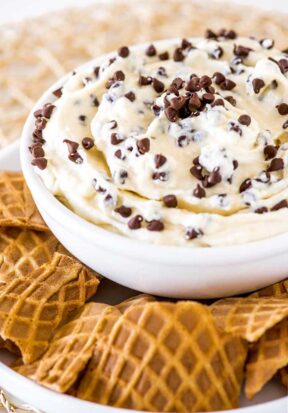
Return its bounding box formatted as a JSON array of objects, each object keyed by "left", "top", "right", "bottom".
[
  {"left": 245, "top": 318, "right": 288, "bottom": 399},
  {"left": 250, "top": 279, "right": 288, "bottom": 298},
  {"left": 15, "top": 302, "right": 121, "bottom": 393},
  {"left": 0, "top": 252, "right": 99, "bottom": 363},
  {"left": 0, "top": 172, "right": 47, "bottom": 231},
  {"left": 78, "top": 301, "right": 247, "bottom": 412},
  {"left": 0, "top": 227, "right": 66, "bottom": 285},
  {"left": 211, "top": 297, "right": 288, "bottom": 342}
]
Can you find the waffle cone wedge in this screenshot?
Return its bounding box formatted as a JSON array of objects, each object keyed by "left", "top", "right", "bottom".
[
  {"left": 0, "top": 252, "right": 100, "bottom": 363},
  {"left": 78, "top": 301, "right": 247, "bottom": 412},
  {"left": 211, "top": 297, "right": 288, "bottom": 342},
  {"left": 0, "top": 227, "right": 67, "bottom": 285},
  {"left": 0, "top": 172, "right": 47, "bottom": 231},
  {"left": 15, "top": 302, "right": 121, "bottom": 392},
  {"left": 116, "top": 294, "right": 156, "bottom": 313},
  {"left": 279, "top": 366, "right": 288, "bottom": 389},
  {"left": 250, "top": 279, "right": 288, "bottom": 298}
]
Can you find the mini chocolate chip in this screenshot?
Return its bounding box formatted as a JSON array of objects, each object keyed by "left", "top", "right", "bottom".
[
  {"left": 277, "top": 103, "right": 288, "bottom": 116},
  {"left": 186, "top": 228, "right": 203, "bottom": 240},
  {"left": 203, "top": 168, "right": 222, "bottom": 188},
  {"left": 63, "top": 139, "right": 79, "bottom": 153},
  {"left": 91, "top": 95, "right": 99, "bottom": 107},
  {"left": 118, "top": 46, "right": 129, "bottom": 58},
  {"left": 278, "top": 58, "right": 288, "bottom": 73},
  {"left": 146, "top": 44, "right": 157, "bottom": 57},
  {"left": 82, "top": 137, "right": 94, "bottom": 150},
  {"left": 42, "top": 103, "right": 55, "bottom": 119},
  {"left": 171, "top": 77, "right": 184, "bottom": 90},
  {"left": 188, "top": 93, "right": 202, "bottom": 110},
  {"left": 267, "top": 158, "right": 284, "bottom": 172},
  {"left": 238, "top": 114, "right": 251, "bottom": 126},
  {"left": 219, "top": 29, "right": 237, "bottom": 39},
  {"left": 139, "top": 75, "right": 152, "bottom": 86},
  {"left": 147, "top": 220, "right": 164, "bottom": 231},
  {"left": 32, "top": 145, "right": 45, "bottom": 158},
  {"left": 114, "top": 149, "right": 123, "bottom": 159},
  {"left": 271, "top": 199, "right": 288, "bottom": 211},
  {"left": 264, "top": 145, "right": 278, "bottom": 160},
  {"left": 158, "top": 51, "right": 169, "bottom": 61},
  {"left": 229, "top": 122, "right": 242, "bottom": 136},
  {"left": 110, "top": 120, "right": 118, "bottom": 129},
  {"left": 68, "top": 152, "right": 83, "bottom": 164},
  {"left": 233, "top": 45, "right": 252, "bottom": 57},
  {"left": 255, "top": 207, "right": 268, "bottom": 214},
  {"left": 211, "top": 46, "right": 223, "bottom": 60},
  {"left": 111, "top": 133, "right": 124, "bottom": 145},
  {"left": 137, "top": 138, "right": 150, "bottom": 154},
  {"left": 163, "top": 194, "right": 177, "bottom": 208},
  {"left": 181, "top": 38, "right": 192, "bottom": 49},
  {"left": 233, "top": 160, "right": 239, "bottom": 170},
  {"left": 252, "top": 78, "right": 265, "bottom": 94},
  {"left": 190, "top": 165, "right": 203, "bottom": 181},
  {"left": 128, "top": 215, "right": 143, "bottom": 230},
  {"left": 152, "top": 104, "right": 161, "bottom": 116},
  {"left": 173, "top": 47, "right": 185, "bottom": 62},
  {"left": 115, "top": 205, "right": 132, "bottom": 218},
  {"left": 31, "top": 157, "right": 47, "bottom": 170},
  {"left": 79, "top": 115, "right": 86, "bottom": 123},
  {"left": 205, "top": 29, "right": 217, "bottom": 39},
  {"left": 213, "top": 72, "right": 226, "bottom": 85},
  {"left": 155, "top": 154, "right": 167, "bottom": 168},
  {"left": 114, "top": 70, "right": 125, "bottom": 81},
  {"left": 157, "top": 67, "right": 167, "bottom": 77},
  {"left": 165, "top": 107, "right": 178, "bottom": 122},
  {"left": 124, "top": 91, "right": 136, "bottom": 102},
  {"left": 35, "top": 118, "right": 47, "bottom": 130},
  {"left": 152, "top": 172, "right": 167, "bottom": 181},
  {"left": 239, "top": 178, "right": 252, "bottom": 193},
  {"left": 152, "top": 78, "right": 165, "bottom": 93},
  {"left": 52, "top": 87, "right": 63, "bottom": 98},
  {"left": 199, "top": 75, "right": 212, "bottom": 89},
  {"left": 94, "top": 66, "right": 100, "bottom": 77},
  {"left": 283, "top": 120, "right": 288, "bottom": 129},
  {"left": 202, "top": 93, "right": 215, "bottom": 104},
  {"left": 212, "top": 98, "right": 225, "bottom": 107},
  {"left": 33, "top": 109, "right": 42, "bottom": 118},
  {"left": 220, "top": 79, "right": 236, "bottom": 91},
  {"left": 225, "top": 96, "right": 237, "bottom": 106},
  {"left": 193, "top": 184, "right": 206, "bottom": 198},
  {"left": 186, "top": 77, "right": 201, "bottom": 92},
  {"left": 170, "top": 96, "right": 186, "bottom": 110}
]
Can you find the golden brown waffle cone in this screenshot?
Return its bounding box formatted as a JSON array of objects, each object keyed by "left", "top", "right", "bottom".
[
  {"left": 116, "top": 294, "right": 156, "bottom": 313},
  {"left": 0, "top": 172, "right": 47, "bottom": 231},
  {"left": 0, "top": 227, "right": 67, "bottom": 285},
  {"left": 0, "top": 252, "right": 100, "bottom": 363},
  {"left": 78, "top": 301, "right": 247, "bottom": 412},
  {"left": 15, "top": 302, "right": 120, "bottom": 392},
  {"left": 245, "top": 318, "right": 288, "bottom": 399},
  {"left": 211, "top": 297, "right": 288, "bottom": 342},
  {"left": 250, "top": 279, "right": 288, "bottom": 298},
  {"left": 279, "top": 366, "right": 288, "bottom": 389}
]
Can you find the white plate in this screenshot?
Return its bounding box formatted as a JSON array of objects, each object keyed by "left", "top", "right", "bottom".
[{"left": 0, "top": 142, "right": 287, "bottom": 412}]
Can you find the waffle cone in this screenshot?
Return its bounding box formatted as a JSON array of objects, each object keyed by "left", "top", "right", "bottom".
[
  {"left": 116, "top": 294, "right": 156, "bottom": 313},
  {"left": 279, "top": 366, "right": 288, "bottom": 389},
  {"left": 15, "top": 302, "right": 120, "bottom": 392},
  {"left": 0, "top": 252, "right": 100, "bottom": 363},
  {"left": 78, "top": 301, "right": 247, "bottom": 412},
  {"left": 245, "top": 318, "right": 288, "bottom": 398},
  {"left": 0, "top": 172, "right": 47, "bottom": 231},
  {"left": 0, "top": 227, "right": 67, "bottom": 285},
  {"left": 250, "top": 279, "right": 288, "bottom": 298},
  {"left": 211, "top": 297, "right": 288, "bottom": 342}
]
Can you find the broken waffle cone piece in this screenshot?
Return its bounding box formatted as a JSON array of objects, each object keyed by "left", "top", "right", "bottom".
[
  {"left": 78, "top": 301, "right": 247, "bottom": 412},
  {"left": 245, "top": 318, "right": 288, "bottom": 399},
  {"left": 116, "top": 294, "right": 156, "bottom": 313},
  {"left": 0, "top": 252, "right": 100, "bottom": 363},
  {"left": 211, "top": 297, "right": 288, "bottom": 342},
  {"left": 250, "top": 279, "right": 288, "bottom": 298},
  {"left": 0, "top": 172, "right": 47, "bottom": 231},
  {"left": 15, "top": 302, "right": 121, "bottom": 393},
  {"left": 0, "top": 227, "right": 67, "bottom": 285},
  {"left": 279, "top": 366, "right": 288, "bottom": 389}
]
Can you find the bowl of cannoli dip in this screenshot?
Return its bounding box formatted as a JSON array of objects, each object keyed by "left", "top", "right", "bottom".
[{"left": 21, "top": 29, "right": 288, "bottom": 298}]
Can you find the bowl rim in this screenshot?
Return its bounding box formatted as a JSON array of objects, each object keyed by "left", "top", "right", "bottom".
[{"left": 20, "top": 37, "right": 288, "bottom": 265}]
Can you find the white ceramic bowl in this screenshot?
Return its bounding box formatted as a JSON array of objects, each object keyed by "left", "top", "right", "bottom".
[{"left": 20, "top": 39, "right": 288, "bottom": 299}]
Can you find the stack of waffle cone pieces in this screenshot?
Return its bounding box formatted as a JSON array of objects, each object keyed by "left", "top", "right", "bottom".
[
  {"left": 0, "top": 171, "right": 100, "bottom": 363},
  {"left": 211, "top": 279, "right": 288, "bottom": 398}
]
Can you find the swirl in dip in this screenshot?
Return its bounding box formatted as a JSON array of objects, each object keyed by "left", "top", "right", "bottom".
[{"left": 30, "top": 30, "right": 288, "bottom": 247}]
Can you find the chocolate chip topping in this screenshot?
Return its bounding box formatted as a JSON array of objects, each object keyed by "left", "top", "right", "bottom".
[
  {"left": 31, "top": 145, "right": 45, "bottom": 158},
  {"left": 193, "top": 184, "right": 206, "bottom": 198},
  {"left": 109, "top": 120, "right": 118, "bottom": 129},
  {"left": 225, "top": 96, "right": 237, "bottom": 106},
  {"left": 42, "top": 103, "right": 55, "bottom": 119},
  {"left": 31, "top": 158, "right": 48, "bottom": 170},
  {"left": 158, "top": 51, "right": 169, "bottom": 61},
  {"left": 239, "top": 178, "right": 252, "bottom": 193},
  {"left": 128, "top": 215, "right": 143, "bottom": 230},
  {"left": 124, "top": 91, "right": 136, "bottom": 102},
  {"left": 252, "top": 78, "right": 265, "bottom": 94},
  {"left": 111, "top": 133, "right": 124, "bottom": 145},
  {"left": 165, "top": 107, "right": 178, "bottom": 122},
  {"left": 63, "top": 139, "right": 79, "bottom": 153},
  {"left": 219, "top": 79, "right": 236, "bottom": 91},
  {"left": 154, "top": 154, "right": 167, "bottom": 168},
  {"left": 118, "top": 46, "right": 129, "bottom": 58},
  {"left": 137, "top": 138, "right": 150, "bottom": 154},
  {"left": 146, "top": 44, "right": 156, "bottom": 57},
  {"left": 163, "top": 194, "right": 177, "bottom": 208},
  {"left": 52, "top": 87, "right": 63, "bottom": 98},
  {"left": 186, "top": 228, "right": 203, "bottom": 240},
  {"left": 233, "top": 45, "right": 252, "bottom": 58},
  {"left": 82, "top": 137, "right": 94, "bottom": 150},
  {"left": 94, "top": 66, "right": 100, "bottom": 77},
  {"left": 147, "top": 220, "right": 164, "bottom": 231},
  {"left": 152, "top": 78, "right": 165, "bottom": 93},
  {"left": 255, "top": 207, "right": 268, "bottom": 214},
  {"left": 264, "top": 145, "right": 278, "bottom": 160},
  {"left": 267, "top": 158, "right": 284, "bottom": 172},
  {"left": 238, "top": 114, "right": 251, "bottom": 126},
  {"left": 203, "top": 168, "right": 222, "bottom": 188},
  {"left": 283, "top": 120, "right": 288, "bottom": 129},
  {"left": 115, "top": 205, "right": 132, "bottom": 218},
  {"left": 277, "top": 103, "right": 288, "bottom": 116},
  {"left": 139, "top": 75, "right": 152, "bottom": 86},
  {"left": 271, "top": 199, "right": 288, "bottom": 211},
  {"left": 213, "top": 72, "right": 226, "bottom": 85},
  {"left": 173, "top": 47, "right": 185, "bottom": 62},
  {"left": 190, "top": 165, "right": 203, "bottom": 181}
]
